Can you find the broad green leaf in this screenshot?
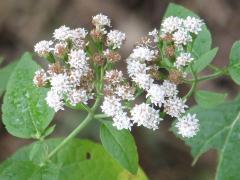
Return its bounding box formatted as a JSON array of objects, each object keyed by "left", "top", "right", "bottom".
[
  {"left": 0, "top": 61, "right": 17, "bottom": 96},
  {"left": 42, "top": 124, "right": 56, "bottom": 138},
  {"left": 0, "top": 161, "right": 40, "bottom": 180},
  {"left": 0, "top": 139, "right": 147, "bottom": 180},
  {"left": 2, "top": 52, "right": 55, "bottom": 139},
  {"left": 163, "top": 3, "right": 212, "bottom": 57},
  {"left": 228, "top": 40, "right": 240, "bottom": 84},
  {"left": 192, "top": 48, "right": 218, "bottom": 73},
  {"left": 195, "top": 90, "right": 227, "bottom": 108},
  {"left": 172, "top": 97, "right": 240, "bottom": 180},
  {"left": 100, "top": 121, "right": 139, "bottom": 174},
  {"left": 192, "top": 26, "right": 212, "bottom": 58}
]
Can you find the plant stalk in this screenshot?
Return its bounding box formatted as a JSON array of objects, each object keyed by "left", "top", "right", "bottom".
[{"left": 46, "top": 96, "right": 102, "bottom": 161}]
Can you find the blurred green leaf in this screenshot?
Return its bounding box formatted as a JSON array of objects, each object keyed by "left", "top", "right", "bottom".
[
  {"left": 192, "top": 48, "right": 218, "bottom": 73},
  {"left": 0, "top": 138, "right": 147, "bottom": 180},
  {"left": 172, "top": 97, "right": 240, "bottom": 180},
  {"left": 0, "top": 57, "right": 4, "bottom": 65},
  {"left": 42, "top": 124, "right": 56, "bottom": 138},
  {"left": 0, "top": 61, "right": 17, "bottom": 96},
  {"left": 194, "top": 90, "right": 227, "bottom": 108},
  {"left": 2, "top": 52, "right": 55, "bottom": 139},
  {"left": 100, "top": 121, "right": 139, "bottom": 174},
  {"left": 228, "top": 40, "right": 240, "bottom": 84}
]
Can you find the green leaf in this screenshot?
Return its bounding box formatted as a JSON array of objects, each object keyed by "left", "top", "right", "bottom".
[
  {"left": 2, "top": 52, "right": 55, "bottom": 139},
  {"left": 42, "top": 124, "right": 56, "bottom": 138},
  {"left": 100, "top": 121, "right": 139, "bottom": 174},
  {"left": 0, "top": 139, "right": 147, "bottom": 180},
  {"left": 0, "top": 61, "right": 17, "bottom": 96},
  {"left": 0, "top": 56, "right": 4, "bottom": 65},
  {"left": 163, "top": 3, "right": 212, "bottom": 57},
  {"left": 228, "top": 40, "right": 240, "bottom": 84},
  {"left": 164, "top": 3, "right": 199, "bottom": 18},
  {"left": 192, "top": 27, "right": 212, "bottom": 58},
  {"left": 0, "top": 160, "right": 40, "bottom": 180},
  {"left": 194, "top": 90, "right": 227, "bottom": 108},
  {"left": 192, "top": 48, "right": 218, "bottom": 73},
  {"left": 172, "top": 97, "right": 240, "bottom": 180}
]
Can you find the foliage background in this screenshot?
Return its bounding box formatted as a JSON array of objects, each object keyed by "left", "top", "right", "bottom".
[{"left": 0, "top": 0, "right": 239, "bottom": 179}]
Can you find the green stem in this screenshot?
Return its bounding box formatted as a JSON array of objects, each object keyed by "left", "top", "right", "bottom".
[
  {"left": 184, "top": 65, "right": 197, "bottom": 100},
  {"left": 94, "top": 113, "right": 108, "bottom": 119},
  {"left": 196, "top": 71, "right": 225, "bottom": 82},
  {"left": 208, "top": 64, "right": 221, "bottom": 71},
  {"left": 184, "top": 80, "right": 197, "bottom": 100},
  {"left": 185, "top": 70, "right": 226, "bottom": 83},
  {"left": 47, "top": 112, "right": 93, "bottom": 160},
  {"left": 46, "top": 96, "right": 102, "bottom": 161}
]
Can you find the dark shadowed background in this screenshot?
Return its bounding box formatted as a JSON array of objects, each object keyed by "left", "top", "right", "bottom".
[{"left": 0, "top": 0, "right": 240, "bottom": 179}]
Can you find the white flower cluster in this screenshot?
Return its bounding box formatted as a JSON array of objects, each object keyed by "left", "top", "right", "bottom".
[
  {"left": 101, "top": 96, "right": 132, "bottom": 130},
  {"left": 127, "top": 46, "right": 156, "bottom": 90},
  {"left": 53, "top": 25, "right": 88, "bottom": 42},
  {"left": 34, "top": 23, "right": 93, "bottom": 112},
  {"left": 122, "top": 23, "right": 201, "bottom": 137},
  {"left": 161, "top": 16, "right": 204, "bottom": 72},
  {"left": 148, "top": 29, "right": 159, "bottom": 43},
  {"left": 101, "top": 70, "right": 135, "bottom": 130},
  {"left": 92, "top": 13, "right": 111, "bottom": 34},
  {"left": 174, "top": 52, "right": 194, "bottom": 70},
  {"left": 131, "top": 103, "right": 162, "bottom": 130},
  {"left": 34, "top": 40, "right": 53, "bottom": 57},
  {"left": 107, "top": 30, "right": 126, "bottom": 49},
  {"left": 33, "top": 69, "right": 48, "bottom": 89},
  {"left": 33, "top": 13, "right": 201, "bottom": 138},
  {"left": 176, "top": 113, "right": 199, "bottom": 138},
  {"left": 161, "top": 16, "right": 204, "bottom": 46},
  {"left": 34, "top": 25, "right": 88, "bottom": 59}
]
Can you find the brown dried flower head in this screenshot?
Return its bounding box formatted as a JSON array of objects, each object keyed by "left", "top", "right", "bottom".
[
  {"left": 105, "top": 50, "right": 121, "bottom": 63},
  {"left": 92, "top": 53, "right": 105, "bottom": 65},
  {"left": 165, "top": 46, "right": 175, "bottom": 58},
  {"left": 148, "top": 65, "right": 161, "bottom": 80},
  {"left": 33, "top": 70, "right": 48, "bottom": 87},
  {"left": 168, "top": 69, "right": 183, "bottom": 85},
  {"left": 90, "top": 29, "right": 103, "bottom": 41},
  {"left": 54, "top": 43, "right": 67, "bottom": 57},
  {"left": 160, "top": 33, "right": 173, "bottom": 42},
  {"left": 48, "top": 62, "right": 64, "bottom": 75}
]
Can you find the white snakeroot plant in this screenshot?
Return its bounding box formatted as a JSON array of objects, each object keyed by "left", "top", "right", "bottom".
[
  {"left": 33, "top": 13, "right": 203, "bottom": 136},
  {"left": 4, "top": 4, "right": 240, "bottom": 179}
]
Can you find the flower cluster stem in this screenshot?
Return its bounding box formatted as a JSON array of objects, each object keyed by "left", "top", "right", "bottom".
[{"left": 46, "top": 96, "right": 102, "bottom": 161}]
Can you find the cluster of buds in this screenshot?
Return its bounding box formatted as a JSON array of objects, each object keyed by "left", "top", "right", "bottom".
[{"left": 34, "top": 14, "right": 203, "bottom": 138}]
